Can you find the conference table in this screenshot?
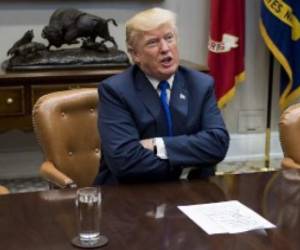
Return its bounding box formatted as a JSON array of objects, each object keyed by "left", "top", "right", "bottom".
[{"left": 1, "top": 169, "right": 300, "bottom": 250}]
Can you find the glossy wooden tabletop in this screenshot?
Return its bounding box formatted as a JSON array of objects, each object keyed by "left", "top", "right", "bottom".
[{"left": 1, "top": 169, "right": 300, "bottom": 250}]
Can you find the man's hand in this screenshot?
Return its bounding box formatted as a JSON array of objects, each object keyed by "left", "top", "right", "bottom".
[{"left": 140, "top": 138, "right": 154, "bottom": 151}]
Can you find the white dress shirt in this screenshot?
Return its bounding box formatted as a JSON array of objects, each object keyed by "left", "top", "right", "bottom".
[{"left": 146, "top": 75, "right": 175, "bottom": 159}]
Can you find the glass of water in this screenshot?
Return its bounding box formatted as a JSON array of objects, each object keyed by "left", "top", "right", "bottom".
[{"left": 72, "top": 187, "right": 108, "bottom": 248}]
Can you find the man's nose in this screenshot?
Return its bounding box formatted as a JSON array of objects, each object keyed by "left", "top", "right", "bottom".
[{"left": 160, "top": 39, "right": 170, "bottom": 52}]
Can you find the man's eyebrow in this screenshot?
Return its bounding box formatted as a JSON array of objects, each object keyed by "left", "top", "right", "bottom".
[
  {"left": 146, "top": 37, "right": 158, "bottom": 41},
  {"left": 145, "top": 35, "right": 158, "bottom": 40},
  {"left": 144, "top": 37, "right": 159, "bottom": 43}
]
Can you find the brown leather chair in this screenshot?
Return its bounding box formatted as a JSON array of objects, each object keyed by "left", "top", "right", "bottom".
[
  {"left": 0, "top": 185, "right": 9, "bottom": 195},
  {"left": 32, "top": 88, "right": 100, "bottom": 188},
  {"left": 279, "top": 103, "right": 300, "bottom": 169}
]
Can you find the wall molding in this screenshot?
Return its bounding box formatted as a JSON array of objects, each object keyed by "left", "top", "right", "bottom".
[{"left": 225, "top": 132, "right": 283, "bottom": 161}]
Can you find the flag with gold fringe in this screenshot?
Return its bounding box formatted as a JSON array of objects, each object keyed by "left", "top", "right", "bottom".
[
  {"left": 260, "top": 0, "right": 300, "bottom": 110},
  {"left": 208, "top": 0, "right": 245, "bottom": 109}
]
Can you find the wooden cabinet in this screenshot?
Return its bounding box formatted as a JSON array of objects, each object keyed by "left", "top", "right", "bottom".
[
  {"left": 0, "top": 86, "right": 25, "bottom": 116},
  {"left": 0, "top": 67, "right": 125, "bottom": 132},
  {"left": 0, "top": 61, "right": 207, "bottom": 132}
]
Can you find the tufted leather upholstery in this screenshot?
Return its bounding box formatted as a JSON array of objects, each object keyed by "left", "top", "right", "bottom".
[
  {"left": 279, "top": 103, "right": 300, "bottom": 169},
  {"left": 32, "top": 88, "right": 100, "bottom": 188},
  {"left": 0, "top": 185, "right": 9, "bottom": 195}
]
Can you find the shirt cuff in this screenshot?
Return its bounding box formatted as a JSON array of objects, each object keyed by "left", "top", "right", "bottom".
[{"left": 154, "top": 137, "right": 168, "bottom": 159}]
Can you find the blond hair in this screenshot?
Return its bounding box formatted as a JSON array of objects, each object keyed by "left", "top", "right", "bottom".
[{"left": 126, "top": 7, "right": 177, "bottom": 51}]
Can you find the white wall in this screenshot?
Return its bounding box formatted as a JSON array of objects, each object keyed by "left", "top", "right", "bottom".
[{"left": 0, "top": 0, "right": 286, "bottom": 177}]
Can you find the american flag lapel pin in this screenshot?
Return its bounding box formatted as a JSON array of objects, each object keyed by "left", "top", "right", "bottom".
[{"left": 179, "top": 93, "right": 186, "bottom": 100}]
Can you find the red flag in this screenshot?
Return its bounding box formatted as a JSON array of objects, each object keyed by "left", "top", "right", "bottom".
[{"left": 208, "top": 0, "right": 245, "bottom": 108}]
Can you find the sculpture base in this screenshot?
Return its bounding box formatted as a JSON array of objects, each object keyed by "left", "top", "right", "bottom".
[{"left": 3, "top": 48, "right": 130, "bottom": 71}]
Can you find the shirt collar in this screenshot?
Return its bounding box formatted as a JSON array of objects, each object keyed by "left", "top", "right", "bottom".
[{"left": 146, "top": 75, "right": 175, "bottom": 90}]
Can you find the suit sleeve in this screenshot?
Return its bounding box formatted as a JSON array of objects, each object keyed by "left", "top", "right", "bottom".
[
  {"left": 98, "top": 82, "right": 180, "bottom": 182},
  {"left": 163, "top": 81, "right": 229, "bottom": 167}
]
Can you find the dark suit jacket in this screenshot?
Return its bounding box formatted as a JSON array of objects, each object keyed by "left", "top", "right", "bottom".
[{"left": 94, "top": 65, "right": 229, "bottom": 185}]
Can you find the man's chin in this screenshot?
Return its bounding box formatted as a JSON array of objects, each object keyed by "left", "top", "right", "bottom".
[{"left": 160, "top": 66, "right": 178, "bottom": 77}]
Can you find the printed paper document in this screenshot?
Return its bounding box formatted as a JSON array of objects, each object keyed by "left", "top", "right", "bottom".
[{"left": 178, "top": 200, "right": 275, "bottom": 235}]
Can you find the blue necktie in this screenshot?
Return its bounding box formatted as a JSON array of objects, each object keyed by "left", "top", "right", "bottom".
[{"left": 158, "top": 80, "right": 173, "bottom": 136}]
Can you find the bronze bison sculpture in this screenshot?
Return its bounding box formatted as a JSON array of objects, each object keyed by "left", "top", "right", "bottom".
[{"left": 42, "top": 8, "right": 118, "bottom": 49}]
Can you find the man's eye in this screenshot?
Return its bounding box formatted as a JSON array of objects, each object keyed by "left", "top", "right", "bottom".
[
  {"left": 146, "top": 40, "right": 158, "bottom": 47},
  {"left": 165, "top": 34, "right": 175, "bottom": 42}
]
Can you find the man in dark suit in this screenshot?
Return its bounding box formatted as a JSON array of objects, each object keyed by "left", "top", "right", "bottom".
[{"left": 94, "top": 7, "right": 229, "bottom": 185}]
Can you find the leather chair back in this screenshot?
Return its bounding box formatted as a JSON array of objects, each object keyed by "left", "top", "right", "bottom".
[
  {"left": 279, "top": 103, "right": 300, "bottom": 168},
  {"left": 32, "top": 88, "right": 100, "bottom": 187}
]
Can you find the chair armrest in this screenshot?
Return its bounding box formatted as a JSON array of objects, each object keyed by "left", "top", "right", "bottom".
[
  {"left": 281, "top": 157, "right": 300, "bottom": 169},
  {"left": 40, "top": 161, "right": 77, "bottom": 189},
  {"left": 0, "top": 185, "right": 9, "bottom": 195}
]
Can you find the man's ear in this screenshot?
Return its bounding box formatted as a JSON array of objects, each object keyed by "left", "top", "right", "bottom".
[{"left": 128, "top": 47, "right": 140, "bottom": 64}]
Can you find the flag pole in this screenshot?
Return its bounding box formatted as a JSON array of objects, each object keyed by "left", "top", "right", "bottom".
[{"left": 264, "top": 53, "right": 274, "bottom": 169}]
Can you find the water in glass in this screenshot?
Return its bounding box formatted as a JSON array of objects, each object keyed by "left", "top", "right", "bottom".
[{"left": 76, "top": 187, "right": 101, "bottom": 243}]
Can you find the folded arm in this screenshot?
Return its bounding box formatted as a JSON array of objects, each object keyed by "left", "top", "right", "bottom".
[{"left": 163, "top": 84, "right": 229, "bottom": 167}]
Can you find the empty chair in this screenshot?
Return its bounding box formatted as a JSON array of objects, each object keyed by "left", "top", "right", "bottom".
[
  {"left": 32, "top": 88, "right": 100, "bottom": 188},
  {"left": 279, "top": 103, "right": 300, "bottom": 169}
]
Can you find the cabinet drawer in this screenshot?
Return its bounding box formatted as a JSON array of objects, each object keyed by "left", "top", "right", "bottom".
[{"left": 0, "top": 86, "right": 25, "bottom": 116}]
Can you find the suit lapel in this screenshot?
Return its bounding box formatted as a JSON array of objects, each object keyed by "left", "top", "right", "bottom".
[
  {"left": 135, "top": 69, "right": 168, "bottom": 135},
  {"left": 170, "top": 71, "right": 188, "bottom": 135}
]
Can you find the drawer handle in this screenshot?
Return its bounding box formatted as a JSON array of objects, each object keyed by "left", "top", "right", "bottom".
[{"left": 6, "top": 97, "right": 14, "bottom": 104}]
